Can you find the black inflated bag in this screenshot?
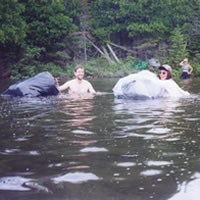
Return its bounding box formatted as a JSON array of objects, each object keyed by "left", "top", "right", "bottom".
[{"left": 2, "top": 72, "right": 59, "bottom": 97}]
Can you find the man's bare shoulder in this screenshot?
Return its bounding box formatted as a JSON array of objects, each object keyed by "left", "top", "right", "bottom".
[
  {"left": 82, "top": 79, "right": 92, "bottom": 85},
  {"left": 65, "top": 79, "right": 76, "bottom": 85}
]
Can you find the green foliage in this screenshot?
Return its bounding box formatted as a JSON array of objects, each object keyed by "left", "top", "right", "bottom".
[
  {"left": 11, "top": 46, "right": 66, "bottom": 79},
  {"left": 82, "top": 56, "right": 135, "bottom": 77},
  {"left": 0, "top": 0, "right": 26, "bottom": 45},
  {"left": 172, "top": 68, "right": 182, "bottom": 80},
  {"left": 89, "top": 0, "right": 122, "bottom": 41},
  {"left": 182, "top": 1, "right": 200, "bottom": 59},
  {"left": 2, "top": 0, "right": 200, "bottom": 79},
  {"left": 168, "top": 27, "right": 189, "bottom": 69},
  {"left": 190, "top": 52, "right": 200, "bottom": 76},
  {"left": 64, "top": 64, "right": 74, "bottom": 77},
  {"left": 89, "top": 0, "right": 193, "bottom": 41},
  {"left": 63, "top": 0, "right": 81, "bottom": 23},
  {"left": 21, "top": 0, "right": 77, "bottom": 48},
  {"left": 11, "top": 46, "right": 45, "bottom": 78},
  {"left": 39, "top": 63, "right": 66, "bottom": 76}
]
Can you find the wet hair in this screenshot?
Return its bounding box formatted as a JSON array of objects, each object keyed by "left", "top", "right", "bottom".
[
  {"left": 74, "top": 65, "right": 84, "bottom": 72},
  {"left": 158, "top": 67, "right": 172, "bottom": 80}
]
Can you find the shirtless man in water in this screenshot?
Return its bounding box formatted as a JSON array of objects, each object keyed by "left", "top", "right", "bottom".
[{"left": 56, "top": 65, "right": 96, "bottom": 94}]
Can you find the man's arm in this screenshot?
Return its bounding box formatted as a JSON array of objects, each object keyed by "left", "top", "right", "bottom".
[
  {"left": 56, "top": 80, "right": 70, "bottom": 92},
  {"left": 87, "top": 81, "right": 96, "bottom": 93}
]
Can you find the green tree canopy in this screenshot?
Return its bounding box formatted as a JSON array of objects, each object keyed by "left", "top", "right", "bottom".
[
  {"left": 0, "top": 0, "right": 26, "bottom": 46},
  {"left": 168, "top": 27, "right": 188, "bottom": 69},
  {"left": 21, "top": 0, "right": 77, "bottom": 48},
  {"left": 89, "top": 0, "right": 193, "bottom": 42}
]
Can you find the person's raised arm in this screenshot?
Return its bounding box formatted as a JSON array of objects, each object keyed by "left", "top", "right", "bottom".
[{"left": 179, "top": 60, "right": 184, "bottom": 66}]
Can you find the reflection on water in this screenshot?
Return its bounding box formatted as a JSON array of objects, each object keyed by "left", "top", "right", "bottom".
[
  {"left": 56, "top": 93, "right": 96, "bottom": 127},
  {"left": 0, "top": 78, "right": 200, "bottom": 200},
  {"left": 168, "top": 173, "right": 200, "bottom": 200},
  {"left": 0, "top": 176, "right": 33, "bottom": 191},
  {"left": 53, "top": 172, "right": 100, "bottom": 184}
]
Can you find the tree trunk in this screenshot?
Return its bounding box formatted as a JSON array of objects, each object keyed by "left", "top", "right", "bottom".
[{"left": 107, "top": 44, "right": 120, "bottom": 63}]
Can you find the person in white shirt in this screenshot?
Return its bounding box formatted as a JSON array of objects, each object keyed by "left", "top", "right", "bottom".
[{"left": 157, "top": 64, "right": 189, "bottom": 97}]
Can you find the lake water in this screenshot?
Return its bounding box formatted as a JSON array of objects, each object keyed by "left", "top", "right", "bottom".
[{"left": 0, "top": 77, "right": 200, "bottom": 200}]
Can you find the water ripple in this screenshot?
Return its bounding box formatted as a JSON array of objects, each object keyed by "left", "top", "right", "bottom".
[
  {"left": 0, "top": 176, "right": 33, "bottom": 191},
  {"left": 80, "top": 147, "right": 108, "bottom": 153},
  {"left": 52, "top": 172, "right": 100, "bottom": 184}
]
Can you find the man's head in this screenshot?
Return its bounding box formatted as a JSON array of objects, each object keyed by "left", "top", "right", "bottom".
[
  {"left": 74, "top": 65, "right": 85, "bottom": 80},
  {"left": 74, "top": 65, "right": 84, "bottom": 72}
]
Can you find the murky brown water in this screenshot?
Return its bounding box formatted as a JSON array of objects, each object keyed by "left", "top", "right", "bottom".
[{"left": 0, "top": 77, "right": 200, "bottom": 200}]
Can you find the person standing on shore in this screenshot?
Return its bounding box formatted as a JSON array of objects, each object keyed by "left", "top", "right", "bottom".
[{"left": 179, "top": 58, "right": 193, "bottom": 79}]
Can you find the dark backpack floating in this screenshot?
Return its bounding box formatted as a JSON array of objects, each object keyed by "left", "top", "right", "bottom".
[{"left": 2, "top": 72, "right": 59, "bottom": 97}]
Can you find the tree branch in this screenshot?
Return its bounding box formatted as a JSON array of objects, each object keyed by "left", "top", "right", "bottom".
[
  {"left": 107, "top": 43, "right": 120, "bottom": 63},
  {"left": 109, "top": 42, "right": 136, "bottom": 53},
  {"left": 86, "top": 37, "right": 115, "bottom": 64}
]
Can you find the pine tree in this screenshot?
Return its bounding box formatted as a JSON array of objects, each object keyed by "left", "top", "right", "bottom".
[{"left": 168, "top": 27, "right": 188, "bottom": 69}]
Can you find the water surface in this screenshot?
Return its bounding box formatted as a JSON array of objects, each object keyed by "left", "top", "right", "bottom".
[{"left": 0, "top": 78, "right": 200, "bottom": 200}]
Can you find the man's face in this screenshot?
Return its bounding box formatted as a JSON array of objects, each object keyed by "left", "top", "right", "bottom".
[{"left": 74, "top": 68, "right": 84, "bottom": 80}]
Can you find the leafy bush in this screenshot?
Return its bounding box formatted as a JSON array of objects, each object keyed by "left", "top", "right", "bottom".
[
  {"left": 11, "top": 46, "right": 66, "bottom": 79},
  {"left": 83, "top": 56, "right": 136, "bottom": 77}
]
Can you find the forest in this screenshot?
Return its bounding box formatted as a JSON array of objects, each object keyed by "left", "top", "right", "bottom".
[{"left": 1, "top": 0, "right": 200, "bottom": 79}]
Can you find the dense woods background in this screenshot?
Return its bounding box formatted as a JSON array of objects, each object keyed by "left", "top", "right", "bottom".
[{"left": 1, "top": 0, "right": 200, "bottom": 79}]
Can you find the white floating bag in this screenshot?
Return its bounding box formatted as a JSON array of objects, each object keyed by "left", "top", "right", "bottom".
[{"left": 113, "top": 70, "right": 166, "bottom": 99}]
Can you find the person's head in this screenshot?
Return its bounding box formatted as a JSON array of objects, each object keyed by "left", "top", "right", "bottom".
[
  {"left": 158, "top": 64, "right": 172, "bottom": 80},
  {"left": 74, "top": 65, "right": 85, "bottom": 80},
  {"left": 183, "top": 58, "right": 188, "bottom": 65}
]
